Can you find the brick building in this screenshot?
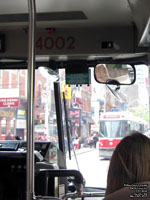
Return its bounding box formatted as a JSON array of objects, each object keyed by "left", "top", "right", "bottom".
[{"left": 0, "top": 69, "right": 47, "bottom": 140}]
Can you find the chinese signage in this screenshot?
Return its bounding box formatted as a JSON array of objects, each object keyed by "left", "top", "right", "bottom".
[
  {"left": 62, "top": 83, "right": 72, "bottom": 99},
  {"left": 41, "top": 90, "right": 50, "bottom": 103}
]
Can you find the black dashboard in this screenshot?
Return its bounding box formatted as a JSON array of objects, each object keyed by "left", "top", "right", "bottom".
[
  {"left": 0, "top": 140, "right": 55, "bottom": 200},
  {"left": 0, "top": 140, "right": 53, "bottom": 161}
]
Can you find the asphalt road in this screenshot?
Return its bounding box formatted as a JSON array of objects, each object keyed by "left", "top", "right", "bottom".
[{"left": 66, "top": 147, "right": 110, "bottom": 188}]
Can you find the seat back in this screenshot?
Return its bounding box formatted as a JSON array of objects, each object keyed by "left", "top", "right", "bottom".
[{"left": 103, "top": 182, "right": 150, "bottom": 200}]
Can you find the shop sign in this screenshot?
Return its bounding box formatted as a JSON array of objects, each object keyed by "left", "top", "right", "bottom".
[
  {"left": 68, "top": 108, "right": 82, "bottom": 120},
  {"left": 41, "top": 90, "right": 50, "bottom": 103},
  {"left": 0, "top": 88, "right": 19, "bottom": 108},
  {"left": 17, "top": 109, "right": 26, "bottom": 119},
  {"left": 0, "top": 110, "right": 15, "bottom": 118},
  {"left": 62, "top": 83, "right": 72, "bottom": 99},
  {"left": 75, "top": 123, "right": 80, "bottom": 127},
  {"left": 16, "top": 120, "right": 26, "bottom": 129},
  {"left": 0, "top": 97, "right": 19, "bottom": 107}
]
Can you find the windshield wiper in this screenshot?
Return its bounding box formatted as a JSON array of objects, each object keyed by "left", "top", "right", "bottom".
[
  {"left": 63, "top": 92, "right": 80, "bottom": 171},
  {"left": 99, "top": 132, "right": 104, "bottom": 138},
  {"left": 106, "top": 84, "right": 122, "bottom": 102},
  {"left": 63, "top": 92, "right": 72, "bottom": 160}
]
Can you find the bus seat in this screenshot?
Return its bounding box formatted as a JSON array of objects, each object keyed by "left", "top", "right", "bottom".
[{"left": 103, "top": 182, "right": 150, "bottom": 200}]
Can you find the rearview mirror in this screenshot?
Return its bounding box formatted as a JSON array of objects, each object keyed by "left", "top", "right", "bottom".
[{"left": 94, "top": 64, "right": 136, "bottom": 85}]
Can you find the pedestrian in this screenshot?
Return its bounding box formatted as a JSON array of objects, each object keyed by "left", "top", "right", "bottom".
[
  {"left": 93, "top": 132, "right": 99, "bottom": 148},
  {"left": 88, "top": 134, "right": 94, "bottom": 148},
  {"left": 74, "top": 137, "right": 79, "bottom": 149},
  {"left": 5, "top": 131, "right": 13, "bottom": 140}
]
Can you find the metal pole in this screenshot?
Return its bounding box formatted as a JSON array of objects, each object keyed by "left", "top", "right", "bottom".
[
  {"left": 26, "top": 0, "right": 36, "bottom": 199},
  {"left": 148, "top": 52, "right": 150, "bottom": 129}
]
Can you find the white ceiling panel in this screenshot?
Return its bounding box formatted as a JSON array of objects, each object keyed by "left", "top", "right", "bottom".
[{"left": 0, "top": 0, "right": 133, "bottom": 28}]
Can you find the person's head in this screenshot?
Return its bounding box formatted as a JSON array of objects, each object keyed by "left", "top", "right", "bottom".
[
  {"left": 94, "top": 131, "right": 98, "bottom": 136},
  {"left": 95, "top": 64, "right": 109, "bottom": 82},
  {"left": 106, "top": 131, "right": 150, "bottom": 196},
  {"left": 7, "top": 131, "right": 11, "bottom": 136}
]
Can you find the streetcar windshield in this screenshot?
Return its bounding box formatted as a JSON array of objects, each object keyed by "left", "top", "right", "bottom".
[{"left": 100, "top": 120, "right": 129, "bottom": 138}]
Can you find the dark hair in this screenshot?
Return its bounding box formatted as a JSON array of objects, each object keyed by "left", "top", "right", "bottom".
[{"left": 105, "top": 131, "right": 150, "bottom": 196}]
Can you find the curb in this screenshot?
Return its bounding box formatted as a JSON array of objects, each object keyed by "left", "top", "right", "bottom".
[{"left": 67, "top": 148, "right": 98, "bottom": 157}]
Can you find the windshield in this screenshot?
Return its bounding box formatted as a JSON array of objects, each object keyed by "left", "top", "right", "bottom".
[
  {"left": 65, "top": 64, "right": 149, "bottom": 189},
  {"left": 0, "top": 64, "right": 149, "bottom": 191},
  {"left": 0, "top": 68, "right": 59, "bottom": 161},
  {"left": 100, "top": 120, "right": 129, "bottom": 138}
]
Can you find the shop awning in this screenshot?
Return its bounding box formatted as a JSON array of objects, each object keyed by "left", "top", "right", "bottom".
[{"left": 83, "top": 117, "right": 95, "bottom": 124}]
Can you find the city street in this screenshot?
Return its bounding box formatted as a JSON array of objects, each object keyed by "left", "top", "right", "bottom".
[{"left": 66, "top": 148, "right": 110, "bottom": 188}]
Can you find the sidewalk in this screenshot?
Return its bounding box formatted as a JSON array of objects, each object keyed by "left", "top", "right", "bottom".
[{"left": 67, "top": 147, "right": 97, "bottom": 157}]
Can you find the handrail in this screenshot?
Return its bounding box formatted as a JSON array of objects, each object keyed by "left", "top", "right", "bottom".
[
  {"left": 39, "top": 169, "right": 84, "bottom": 184},
  {"left": 26, "top": 0, "right": 36, "bottom": 199},
  {"left": 62, "top": 192, "right": 105, "bottom": 200},
  {"left": 38, "top": 169, "right": 105, "bottom": 200}
]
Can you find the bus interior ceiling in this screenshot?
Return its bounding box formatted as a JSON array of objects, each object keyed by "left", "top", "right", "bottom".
[{"left": 0, "top": 0, "right": 150, "bottom": 66}]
